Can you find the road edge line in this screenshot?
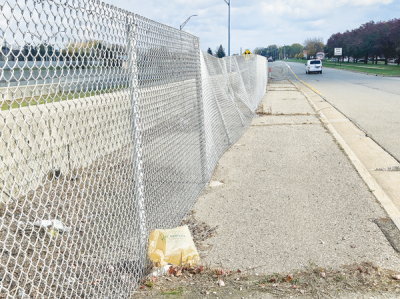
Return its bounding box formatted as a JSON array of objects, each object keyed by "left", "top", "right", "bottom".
[{"left": 290, "top": 79, "right": 400, "bottom": 232}]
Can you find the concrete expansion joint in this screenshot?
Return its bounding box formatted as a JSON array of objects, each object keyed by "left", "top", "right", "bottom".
[{"left": 250, "top": 122, "right": 320, "bottom": 127}]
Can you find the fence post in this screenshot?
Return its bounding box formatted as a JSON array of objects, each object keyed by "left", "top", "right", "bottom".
[
  {"left": 195, "top": 41, "right": 208, "bottom": 184},
  {"left": 126, "top": 13, "right": 147, "bottom": 275}
]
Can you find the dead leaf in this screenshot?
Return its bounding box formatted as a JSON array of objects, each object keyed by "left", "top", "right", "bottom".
[
  {"left": 221, "top": 269, "right": 226, "bottom": 276},
  {"left": 269, "top": 278, "right": 276, "bottom": 282},
  {"left": 237, "top": 269, "right": 242, "bottom": 273},
  {"left": 151, "top": 276, "right": 157, "bottom": 282},
  {"left": 175, "top": 269, "right": 182, "bottom": 277},
  {"left": 91, "top": 278, "right": 101, "bottom": 286},
  {"left": 286, "top": 274, "right": 293, "bottom": 282},
  {"left": 168, "top": 266, "right": 174, "bottom": 275}
]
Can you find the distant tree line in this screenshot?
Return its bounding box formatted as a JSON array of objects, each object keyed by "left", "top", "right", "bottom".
[
  {"left": 0, "top": 41, "right": 123, "bottom": 67},
  {"left": 325, "top": 19, "right": 400, "bottom": 65},
  {"left": 254, "top": 44, "right": 304, "bottom": 59}
]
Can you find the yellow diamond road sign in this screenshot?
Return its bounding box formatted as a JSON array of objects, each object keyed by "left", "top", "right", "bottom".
[{"left": 243, "top": 49, "right": 252, "bottom": 55}]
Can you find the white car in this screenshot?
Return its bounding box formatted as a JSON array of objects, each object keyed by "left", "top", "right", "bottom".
[{"left": 305, "top": 60, "right": 322, "bottom": 74}]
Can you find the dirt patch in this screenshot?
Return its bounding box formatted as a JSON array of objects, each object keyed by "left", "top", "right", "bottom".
[
  {"left": 181, "top": 211, "right": 218, "bottom": 260},
  {"left": 134, "top": 213, "right": 400, "bottom": 298},
  {"left": 133, "top": 262, "right": 400, "bottom": 298}
]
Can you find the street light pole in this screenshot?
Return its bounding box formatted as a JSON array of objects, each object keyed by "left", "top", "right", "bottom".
[
  {"left": 223, "top": 0, "right": 230, "bottom": 56},
  {"left": 284, "top": 44, "right": 285, "bottom": 60},
  {"left": 180, "top": 15, "right": 197, "bottom": 30}
]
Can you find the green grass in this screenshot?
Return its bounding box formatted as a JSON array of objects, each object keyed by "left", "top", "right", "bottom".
[
  {"left": 1, "top": 86, "right": 127, "bottom": 110},
  {"left": 161, "top": 287, "right": 183, "bottom": 297},
  {"left": 284, "top": 59, "right": 400, "bottom": 76}
]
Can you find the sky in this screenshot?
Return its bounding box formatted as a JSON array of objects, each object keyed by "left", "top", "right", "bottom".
[
  {"left": 1, "top": 0, "right": 399, "bottom": 55},
  {"left": 109, "top": 0, "right": 400, "bottom": 54}
]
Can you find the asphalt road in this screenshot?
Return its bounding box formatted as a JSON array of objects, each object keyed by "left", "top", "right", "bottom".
[{"left": 278, "top": 60, "right": 400, "bottom": 162}]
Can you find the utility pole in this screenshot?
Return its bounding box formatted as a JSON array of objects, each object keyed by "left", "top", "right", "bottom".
[{"left": 223, "top": 0, "right": 230, "bottom": 56}]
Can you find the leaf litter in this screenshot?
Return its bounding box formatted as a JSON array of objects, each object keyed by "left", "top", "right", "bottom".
[{"left": 133, "top": 211, "right": 400, "bottom": 298}]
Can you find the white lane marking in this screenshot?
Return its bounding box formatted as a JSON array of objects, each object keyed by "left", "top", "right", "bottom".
[{"left": 285, "top": 63, "right": 291, "bottom": 68}]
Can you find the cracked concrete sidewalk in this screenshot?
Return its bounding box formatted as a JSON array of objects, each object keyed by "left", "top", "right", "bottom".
[{"left": 193, "top": 65, "right": 400, "bottom": 275}]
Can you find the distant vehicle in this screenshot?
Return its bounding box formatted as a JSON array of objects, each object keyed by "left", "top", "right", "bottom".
[
  {"left": 268, "top": 58, "right": 273, "bottom": 62},
  {"left": 305, "top": 59, "right": 322, "bottom": 74},
  {"left": 316, "top": 52, "right": 325, "bottom": 60}
]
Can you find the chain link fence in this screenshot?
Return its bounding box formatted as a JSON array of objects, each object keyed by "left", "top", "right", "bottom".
[{"left": 0, "top": 0, "right": 267, "bottom": 297}]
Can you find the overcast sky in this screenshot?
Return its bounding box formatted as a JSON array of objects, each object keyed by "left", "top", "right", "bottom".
[{"left": 109, "top": 0, "right": 400, "bottom": 54}]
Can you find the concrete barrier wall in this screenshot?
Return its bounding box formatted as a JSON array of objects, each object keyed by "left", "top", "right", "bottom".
[
  {"left": 0, "top": 90, "right": 133, "bottom": 202},
  {"left": 0, "top": 78, "right": 200, "bottom": 203},
  {"left": 0, "top": 83, "right": 62, "bottom": 102}
]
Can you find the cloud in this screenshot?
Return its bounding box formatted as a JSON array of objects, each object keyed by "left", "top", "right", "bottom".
[{"left": 1, "top": 0, "right": 399, "bottom": 54}]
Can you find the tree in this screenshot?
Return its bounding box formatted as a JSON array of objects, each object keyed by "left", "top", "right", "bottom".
[
  {"left": 287, "top": 43, "right": 303, "bottom": 58},
  {"left": 375, "top": 21, "right": 396, "bottom": 65},
  {"left": 325, "top": 18, "right": 400, "bottom": 64},
  {"left": 303, "top": 37, "right": 324, "bottom": 58},
  {"left": 215, "top": 45, "right": 226, "bottom": 58},
  {"left": 207, "top": 47, "right": 213, "bottom": 56},
  {"left": 390, "top": 19, "right": 400, "bottom": 65}
]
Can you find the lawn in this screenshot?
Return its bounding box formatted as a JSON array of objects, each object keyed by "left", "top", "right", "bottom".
[
  {"left": 1, "top": 86, "right": 127, "bottom": 110},
  {"left": 284, "top": 59, "right": 400, "bottom": 76}
]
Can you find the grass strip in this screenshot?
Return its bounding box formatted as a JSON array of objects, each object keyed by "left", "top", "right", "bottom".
[{"left": 1, "top": 85, "right": 127, "bottom": 110}]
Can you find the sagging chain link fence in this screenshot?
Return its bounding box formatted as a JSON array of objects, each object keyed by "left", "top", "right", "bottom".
[{"left": 0, "top": 0, "right": 267, "bottom": 297}]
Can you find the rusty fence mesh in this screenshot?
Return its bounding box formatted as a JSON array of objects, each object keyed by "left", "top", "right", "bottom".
[{"left": 0, "top": 0, "right": 267, "bottom": 297}]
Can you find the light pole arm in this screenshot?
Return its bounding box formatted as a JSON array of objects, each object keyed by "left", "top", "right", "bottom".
[
  {"left": 180, "top": 15, "right": 197, "bottom": 30},
  {"left": 223, "top": 0, "right": 230, "bottom": 56}
]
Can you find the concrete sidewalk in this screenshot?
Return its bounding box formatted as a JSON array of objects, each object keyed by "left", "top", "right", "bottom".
[{"left": 193, "top": 66, "right": 400, "bottom": 274}]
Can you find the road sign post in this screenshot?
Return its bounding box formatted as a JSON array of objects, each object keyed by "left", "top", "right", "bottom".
[
  {"left": 334, "top": 48, "right": 342, "bottom": 65},
  {"left": 243, "top": 49, "right": 252, "bottom": 60}
]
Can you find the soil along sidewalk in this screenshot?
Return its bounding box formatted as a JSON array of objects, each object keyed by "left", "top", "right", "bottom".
[{"left": 194, "top": 66, "right": 400, "bottom": 273}]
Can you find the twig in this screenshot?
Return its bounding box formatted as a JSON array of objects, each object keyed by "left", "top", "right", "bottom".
[{"left": 195, "top": 226, "right": 218, "bottom": 243}]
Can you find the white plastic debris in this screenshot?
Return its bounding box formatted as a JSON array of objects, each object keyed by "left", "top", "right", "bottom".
[
  {"left": 151, "top": 264, "right": 172, "bottom": 277},
  {"left": 33, "top": 220, "right": 71, "bottom": 233},
  {"left": 209, "top": 180, "right": 224, "bottom": 187}
]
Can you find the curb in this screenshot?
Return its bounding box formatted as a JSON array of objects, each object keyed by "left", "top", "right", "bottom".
[{"left": 290, "top": 79, "right": 400, "bottom": 233}]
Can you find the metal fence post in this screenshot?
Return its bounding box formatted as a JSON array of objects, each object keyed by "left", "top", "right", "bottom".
[
  {"left": 194, "top": 39, "right": 208, "bottom": 184},
  {"left": 126, "top": 13, "right": 147, "bottom": 275}
]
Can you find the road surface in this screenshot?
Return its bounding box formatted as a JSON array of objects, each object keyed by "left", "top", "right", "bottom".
[{"left": 279, "top": 61, "right": 400, "bottom": 162}]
